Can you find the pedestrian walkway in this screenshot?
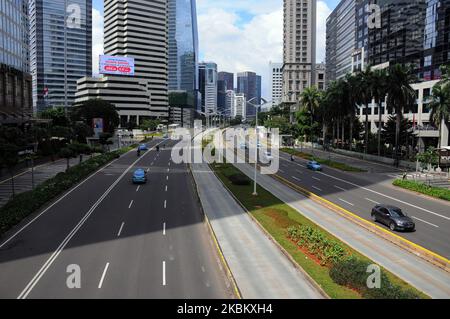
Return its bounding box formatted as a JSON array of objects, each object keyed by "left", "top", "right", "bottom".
[
  {"left": 191, "top": 161, "right": 325, "bottom": 299},
  {"left": 0, "top": 157, "right": 88, "bottom": 208},
  {"left": 232, "top": 160, "right": 450, "bottom": 298}
]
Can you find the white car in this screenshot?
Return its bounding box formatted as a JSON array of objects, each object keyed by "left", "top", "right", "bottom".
[{"left": 264, "top": 151, "right": 274, "bottom": 161}]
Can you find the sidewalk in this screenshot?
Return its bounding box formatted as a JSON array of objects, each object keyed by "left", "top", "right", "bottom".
[
  {"left": 0, "top": 156, "right": 89, "bottom": 208},
  {"left": 232, "top": 161, "right": 450, "bottom": 298},
  {"left": 191, "top": 162, "right": 325, "bottom": 299}
]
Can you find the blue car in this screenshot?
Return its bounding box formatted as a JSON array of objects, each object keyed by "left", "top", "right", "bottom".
[
  {"left": 138, "top": 144, "right": 148, "bottom": 151},
  {"left": 307, "top": 161, "right": 322, "bottom": 171},
  {"left": 132, "top": 169, "right": 147, "bottom": 184}
]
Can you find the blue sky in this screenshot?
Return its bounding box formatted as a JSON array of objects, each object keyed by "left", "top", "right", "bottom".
[{"left": 92, "top": 0, "right": 339, "bottom": 97}]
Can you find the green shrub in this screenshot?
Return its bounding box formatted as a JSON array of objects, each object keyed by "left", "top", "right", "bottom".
[
  {"left": 393, "top": 179, "right": 450, "bottom": 201},
  {"left": 0, "top": 148, "right": 127, "bottom": 236},
  {"left": 228, "top": 173, "right": 251, "bottom": 186},
  {"left": 287, "top": 225, "right": 346, "bottom": 266},
  {"left": 330, "top": 257, "right": 420, "bottom": 299}
]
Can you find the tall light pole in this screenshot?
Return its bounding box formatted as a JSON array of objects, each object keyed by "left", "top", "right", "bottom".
[{"left": 248, "top": 97, "right": 268, "bottom": 196}]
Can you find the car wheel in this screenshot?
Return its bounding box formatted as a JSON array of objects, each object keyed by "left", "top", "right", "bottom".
[
  {"left": 389, "top": 223, "right": 396, "bottom": 231},
  {"left": 371, "top": 214, "right": 377, "bottom": 222}
]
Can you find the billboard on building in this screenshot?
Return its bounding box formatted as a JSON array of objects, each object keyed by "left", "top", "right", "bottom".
[{"left": 99, "top": 55, "right": 135, "bottom": 76}]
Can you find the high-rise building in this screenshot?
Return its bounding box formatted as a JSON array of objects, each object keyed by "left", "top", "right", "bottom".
[
  {"left": 168, "top": 0, "right": 199, "bottom": 99},
  {"left": 282, "top": 0, "right": 317, "bottom": 104},
  {"left": 270, "top": 62, "right": 283, "bottom": 108},
  {"left": 315, "top": 63, "right": 326, "bottom": 91},
  {"left": 218, "top": 72, "right": 234, "bottom": 91},
  {"left": 225, "top": 90, "right": 235, "bottom": 117},
  {"left": 228, "top": 91, "right": 246, "bottom": 120},
  {"left": 0, "top": 0, "right": 32, "bottom": 123},
  {"left": 217, "top": 79, "right": 227, "bottom": 113},
  {"left": 325, "top": 0, "right": 356, "bottom": 82},
  {"left": 237, "top": 71, "right": 261, "bottom": 118},
  {"left": 29, "top": 0, "right": 92, "bottom": 112},
  {"left": 75, "top": 0, "right": 169, "bottom": 126},
  {"left": 198, "top": 62, "right": 218, "bottom": 114}
]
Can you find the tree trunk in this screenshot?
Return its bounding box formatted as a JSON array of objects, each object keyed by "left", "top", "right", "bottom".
[
  {"left": 332, "top": 121, "right": 336, "bottom": 147},
  {"left": 342, "top": 118, "right": 345, "bottom": 149},
  {"left": 349, "top": 116, "right": 354, "bottom": 151},
  {"left": 365, "top": 103, "right": 369, "bottom": 154},
  {"left": 378, "top": 100, "right": 382, "bottom": 157},
  {"left": 337, "top": 118, "right": 340, "bottom": 149},
  {"left": 395, "top": 112, "right": 401, "bottom": 167},
  {"left": 10, "top": 170, "right": 15, "bottom": 198}
]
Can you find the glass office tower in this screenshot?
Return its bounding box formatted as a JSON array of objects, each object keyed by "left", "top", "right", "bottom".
[
  {"left": 168, "top": 0, "right": 199, "bottom": 106},
  {"left": 29, "top": 0, "right": 92, "bottom": 112},
  {"left": 0, "top": 0, "right": 32, "bottom": 123}
]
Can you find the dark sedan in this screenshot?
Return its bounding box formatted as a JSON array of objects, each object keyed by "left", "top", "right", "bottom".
[{"left": 371, "top": 205, "right": 415, "bottom": 231}]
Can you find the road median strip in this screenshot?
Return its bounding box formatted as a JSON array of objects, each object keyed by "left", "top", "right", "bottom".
[
  {"left": 272, "top": 173, "right": 450, "bottom": 273},
  {"left": 210, "top": 161, "right": 427, "bottom": 299},
  {"left": 393, "top": 179, "right": 450, "bottom": 202}
]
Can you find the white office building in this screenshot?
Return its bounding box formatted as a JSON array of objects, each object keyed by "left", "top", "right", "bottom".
[
  {"left": 282, "top": 0, "right": 317, "bottom": 105},
  {"left": 270, "top": 62, "right": 283, "bottom": 108},
  {"left": 75, "top": 0, "right": 169, "bottom": 126},
  {"left": 199, "top": 62, "right": 218, "bottom": 114},
  {"left": 231, "top": 92, "right": 246, "bottom": 120}
]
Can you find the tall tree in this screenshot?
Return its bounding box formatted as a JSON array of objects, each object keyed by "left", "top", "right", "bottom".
[
  {"left": 71, "top": 99, "right": 120, "bottom": 134},
  {"left": 385, "top": 64, "right": 416, "bottom": 165},
  {"left": 299, "top": 87, "right": 322, "bottom": 144},
  {"left": 357, "top": 68, "right": 374, "bottom": 154},
  {"left": 429, "top": 83, "right": 450, "bottom": 148},
  {"left": 371, "top": 69, "right": 389, "bottom": 156}
]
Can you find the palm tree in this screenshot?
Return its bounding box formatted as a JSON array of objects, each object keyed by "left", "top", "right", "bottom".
[
  {"left": 344, "top": 74, "right": 361, "bottom": 151},
  {"left": 385, "top": 64, "right": 417, "bottom": 165},
  {"left": 371, "top": 69, "right": 389, "bottom": 156},
  {"left": 429, "top": 84, "right": 450, "bottom": 149},
  {"left": 299, "top": 87, "right": 322, "bottom": 146},
  {"left": 357, "top": 68, "right": 375, "bottom": 154}
]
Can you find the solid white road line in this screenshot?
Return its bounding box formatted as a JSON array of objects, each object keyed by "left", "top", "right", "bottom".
[
  {"left": 338, "top": 198, "right": 355, "bottom": 206},
  {"left": 412, "top": 216, "right": 439, "bottom": 228},
  {"left": 128, "top": 200, "right": 134, "bottom": 209},
  {"left": 163, "top": 261, "right": 166, "bottom": 286},
  {"left": 312, "top": 186, "right": 322, "bottom": 192},
  {"left": 117, "top": 222, "right": 125, "bottom": 237},
  {"left": 16, "top": 140, "right": 165, "bottom": 299},
  {"left": 98, "top": 263, "right": 110, "bottom": 289},
  {"left": 365, "top": 198, "right": 380, "bottom": 205},
  {"left": 317, "top": 171, "right": 450, "bottom": 221},
  {"left": 334, "top": 185, "right": 346, "bottom": 191}
]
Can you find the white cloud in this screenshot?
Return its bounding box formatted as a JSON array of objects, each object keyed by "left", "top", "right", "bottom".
[
  {"left": 92, "top": 8, "right": 104, "bottom": 76},
  {"left": 198, "top": 1, "right": 332, "bottom": 98}
]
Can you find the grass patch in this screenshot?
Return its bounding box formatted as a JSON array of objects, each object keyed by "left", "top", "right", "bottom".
[
  {"left": 393, "top": 179, "right": 450, "bottom": 201},
  {"left": 210, "top": 162, "right": 428, "bottom": 299},
  {"left": 281, "top": 148, "right": 365, "bottom": 172}
]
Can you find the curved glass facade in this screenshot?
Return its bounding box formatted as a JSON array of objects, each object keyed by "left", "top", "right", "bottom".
[{"left": 168, "top": 0, "right": 199, "bottom": 104}]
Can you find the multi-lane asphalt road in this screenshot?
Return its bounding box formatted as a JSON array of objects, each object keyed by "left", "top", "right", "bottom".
[
  {"left": 275, "top": 150, "right": 450, "bottom": 259},
  {"left": 0, "top": 139, "right": 232, "bottom": 299}
]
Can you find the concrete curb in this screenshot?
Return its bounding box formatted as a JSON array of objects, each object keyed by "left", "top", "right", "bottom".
[
  {"left": 272, "top": 173, "right": 450, "bottom": 273},
  {"left": 209, "top": 164, "right": 330, "bottom": 299},
  {"left": 188, "top": 163, "right": 242, "bottom": 300}
]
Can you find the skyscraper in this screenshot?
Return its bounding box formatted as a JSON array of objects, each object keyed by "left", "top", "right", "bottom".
[
  {"left": 325, "top": 0, "right": 356, "bottom": 82},
  {"left": 168, "top": 0, "right": 199, "bottom": 99},
  {"left": 237, "top": 71, "right": 261, "bottom": 118},
  {"left": 218, "top": 72, "right": 234, "bottom": 91},
  {"left": 282, "top": 0, "right": 317, "bottom": 104},
  {"left": 0, "top": 0, "right": 32, "bottom": 123},
  {"left": 198, "top": 62, "right": 218, "bottom": 114},
  {"left": 270, "top": 62, "right": 283, "bottom": 109},
  {"left": 29, "top": 0, "right": 92, "bottom": 112},
  {"left": 75, "top": 0, "right": 169, "bottom": 126}
]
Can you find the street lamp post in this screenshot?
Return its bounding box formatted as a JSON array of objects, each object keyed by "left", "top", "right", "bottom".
[{"left": 248, "top": 97, "right": 269, "bottom": 196}]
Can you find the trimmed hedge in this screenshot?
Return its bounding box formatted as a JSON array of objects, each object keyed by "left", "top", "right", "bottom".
[
  {"left": 393, "top": 179, "right": 450, "bottom": 201},
  {"left": 330, "top": 257, "right": 420, "bottom": 299},
  {"left": 228, "top": 173, "right": 251, "bottom": 186},
  {"left": 287, "top": 225, "right": 347, "bottom": 266},
  {"left": 0, "top": 147, "right": 132, "bottom": 236}
]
